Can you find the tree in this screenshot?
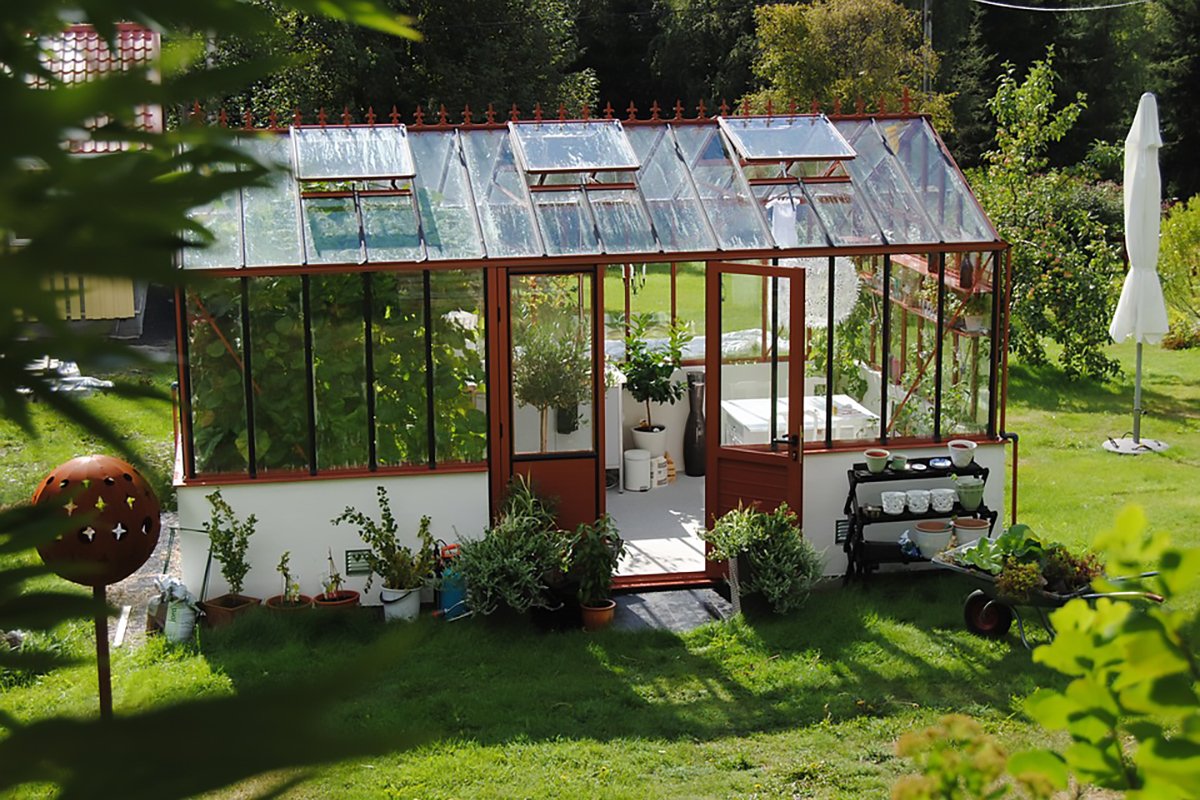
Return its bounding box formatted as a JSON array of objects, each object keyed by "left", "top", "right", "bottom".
[
  {"left": 971, "top": 49, "right": 1123, "bottom": 379},
  {"left": 648, "top": 0, "right": 762, "bottom": 109},
  {"left": 941, "top": 4, "right": 994, "bottom": 168},
  {"left": 1151, "top": 0, "right": 1200, "bottom": 199},
  {"left": 1159, "top": 195, "right": 1200, "bottom": 336},
  {"left": 744, "top": 0, "right": 951, "bottom": 125}
]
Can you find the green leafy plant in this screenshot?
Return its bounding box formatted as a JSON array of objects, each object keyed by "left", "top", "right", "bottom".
[
  {"left": 275, "top": 551, "right": 302, "bottom": 605},
  {"left": 332, "top": 487, "right": 436, "bottom": 592},
  {"left": 892, "top": 714, "right": 1012, "bottom": 800},
  {"left": 511, "top": 314, "right": 591, "bottom": 450},
  {"left": 951, "top": 524, "right": 1103, "bottom": 601},
  {"left": 703, "top": 503, "right": 823, "bottom": 613},
  {"left": 321, "top": 548, "right": 345, "bottom": 597},
  {"left": 565, "top": 515, "right": 625, "bottom": 606},
  {"left": 621, "top": 312, "right": 693, "bottom": 431},
  {"left": 203, "top": 490, "right": 257, "bottom": 597}
]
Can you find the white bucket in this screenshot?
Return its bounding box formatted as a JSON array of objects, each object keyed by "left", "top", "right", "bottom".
[
  {"left": 380, "top": 587, "right": 421, "bottom": 622},
  {"left": 164, "top": 601, "right": 197, "bottom": 642}
]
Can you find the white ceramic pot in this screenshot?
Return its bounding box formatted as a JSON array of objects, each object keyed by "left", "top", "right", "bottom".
[
  {"left": 631, "top": 426, "right": 667, "bottom": 458},
  {"left": 905, "top": 489, "right": 930, "bottom": 514},
  {"left": 930, "top": 488, "right": 957, "bottom": 513},
  {"left": 380, "top": 586, "right": 421, "bottom": 622},
  {"left": 881, "top": 491, "right": 906, "bottom": 515},
  {"left": 912, "top": 521, "right": 953, "bottom": 558},
  {"left": 953, "top": 517, "right": 991, "bottom": 546},
  {"left": 947, "top": 439, "right": 977, "bottom": 468}
]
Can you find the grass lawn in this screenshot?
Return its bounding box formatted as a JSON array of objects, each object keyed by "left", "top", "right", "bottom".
[{"left": 1, "top": 341, "right": 1197, "bottom": 798}]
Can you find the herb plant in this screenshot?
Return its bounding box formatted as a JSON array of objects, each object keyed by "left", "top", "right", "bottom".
[
  {"left": 332, "top": 487, "right": 436, "bottom": 592},
  {"left": 275, "top": 551, "right": 301, "bottom": 605},
  {"left": 703, "top": 503, "right": 823, "bottom": 613},
  {"left": 565, "top": 515, "right": 624, "bottom": 605},
  {"left": 203, "top": 490, "right": 257, "bottom": 597}
]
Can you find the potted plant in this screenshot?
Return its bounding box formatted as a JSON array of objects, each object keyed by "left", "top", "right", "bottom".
[
  {"left": 621, "top": 313, "right": 693, "bottom": 457},
  {"left": 314, "top": 548, "right": 360, "bottom": 609},
  {"left": 265, "top": 551, "right": 312, "bottom": 610},
  {"left": 565, "top": 514, "right": 625, "bottom": 631},
  {"left": 198, "top": 490, "right": 260, "bottom": 627},
  {"left": 332, "top": 487, "right": 436, "bottom": 622},
  {"left": 511, "top": 315, "right": 591, "bottom": 448}
]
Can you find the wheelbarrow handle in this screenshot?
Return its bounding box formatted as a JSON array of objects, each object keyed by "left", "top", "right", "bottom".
[
  {"left": 1105, "top": 571, "right": 1160, "bottom": 583},
  {"left": 1079, "top": 591, "right": 1165, "bottom": 604}
]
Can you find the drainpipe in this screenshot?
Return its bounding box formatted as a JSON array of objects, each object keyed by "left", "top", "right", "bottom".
[{"left": 999, "top": 431, "right": 1018, "bottom": 525}]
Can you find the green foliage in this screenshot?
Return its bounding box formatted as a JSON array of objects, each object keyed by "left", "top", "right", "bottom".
[
  {"left": 565, "top": 514, "right": 625, "bottom": 605},
  {"left": 972, "top": 49, "right": 1123, "bottom": 379},
  {"left": 1160, "top": 195, "right": 1200, "bottom": 330},
  {"left": 511, "top": 312, "right": 591, "bottom": 451},
  {"left": 321, "top": 548, "right": 345, "bottom": 597},
  {"left": 745, "top": 0, "right": 951, "bottom": 127},
  {"left": 892, "top": 715, "right": 1011, "bottom": 800},
  {"left": 1151, "top": 0, "right": 1200, "bottom": 198},
  {"left": 203, "top": 490, "right": 257, "bottom": 596},
  {"left": 621, "top": 312, "right": 693, "bottom": 429},
  {"left": 951, "top": 523, "right": 1102, "bottom": 601},
  {"left": 275, "top": 550, "right": 302, "bottom": 603},
  {"left": 331, "top": 487, "right": 436, "bottom": 591}
]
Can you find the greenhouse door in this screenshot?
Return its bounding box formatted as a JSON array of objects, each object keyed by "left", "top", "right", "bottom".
[
  {"left": 705, "top": 262, "right": 804, "bottom": 528},
  {"left": 491, "top": 268, "right": 604, "bottom": 530}
]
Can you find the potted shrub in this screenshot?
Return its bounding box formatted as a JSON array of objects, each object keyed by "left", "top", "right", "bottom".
[
  {"left": 332, "top": 487, "right": 436, "bottom": 622},
  {"left": 702, "top": 503, "right": 823, "bottom": 614},
  {"left": 198, "top": 490, "right": 260, "bottom": 627},
  {"left": 511, "top": 315, "right": 591, "bottom": 449},
  {"left": 621, "top": 313, "right": 693, "bottom": 457},
  {"left": 565, "top": 514, "right": 625, "bottom": 631},
  {"left": 265, "top": 551, "right": 312, "bottom": 610},
  {"left": 314, "top": 548, "right": 360, "bottom": 609}
]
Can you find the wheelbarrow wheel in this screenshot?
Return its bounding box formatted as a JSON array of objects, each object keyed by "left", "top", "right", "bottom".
[{"left": 964, "top": 590, "right": 1012, "bottom": 638}]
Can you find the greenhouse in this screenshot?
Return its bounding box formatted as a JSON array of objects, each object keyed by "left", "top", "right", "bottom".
[{"left": 174, "top": 109, "right": 1011, "bottom": 598}]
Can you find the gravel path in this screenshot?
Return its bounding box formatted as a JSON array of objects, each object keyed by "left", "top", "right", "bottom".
[{"left": 104, "top": 510, "right": 183, "bottom": 648}]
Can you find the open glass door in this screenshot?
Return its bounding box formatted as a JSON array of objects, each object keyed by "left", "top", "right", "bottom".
[{"left": 705, "top": 262, "right": 804, "bottom": 540}]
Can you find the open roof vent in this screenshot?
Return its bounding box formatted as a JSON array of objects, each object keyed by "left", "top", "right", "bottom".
[{"left": 717, "top": 115, "right": 855, "bottom": 163}]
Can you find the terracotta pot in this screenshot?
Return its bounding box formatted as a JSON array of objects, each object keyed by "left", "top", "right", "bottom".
[
  {"left": 199, "top": 593, "right": 260, "bottom": 628},
  {"left": 265, "top": 594, "right": 313, "bottom": 611},
  {"left": 580, "top": 599, "right": 616, "bottom": 631},
  {"left": 313, "top": 590, "right": 360, "bottom": 609}
]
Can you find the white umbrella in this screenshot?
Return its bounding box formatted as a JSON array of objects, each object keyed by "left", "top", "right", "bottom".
[{"left": 1105, "top": 92, "right": 1170, "bottom": 455}]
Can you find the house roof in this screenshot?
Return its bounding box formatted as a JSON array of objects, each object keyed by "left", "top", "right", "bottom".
[{"left": 182, "top": 114, "right": 1001, "bottom": 271}]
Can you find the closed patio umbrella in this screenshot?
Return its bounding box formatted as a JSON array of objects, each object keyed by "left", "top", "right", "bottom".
[{"left": 1104, "top": 92, "right": 1169, "bottom": 455}]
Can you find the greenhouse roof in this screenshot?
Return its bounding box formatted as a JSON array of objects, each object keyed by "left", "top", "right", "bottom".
[{"left": 182, "top": 114, "right": 1000, "bottom": 270}]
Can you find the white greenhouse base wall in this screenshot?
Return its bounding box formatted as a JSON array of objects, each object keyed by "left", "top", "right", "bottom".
[
  {"left": 802, "top": 442, "right": 1007, "bottom": 577},
  {"left": 177, "top": 471, "right": 489, "bottom": 605}
]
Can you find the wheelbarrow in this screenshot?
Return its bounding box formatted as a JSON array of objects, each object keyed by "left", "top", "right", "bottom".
[{"left": 932, "top": 544, "right": 1162, "bottom": 649}]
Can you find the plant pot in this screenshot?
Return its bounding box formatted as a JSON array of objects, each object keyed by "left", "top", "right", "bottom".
[
  {"left": 631, "top": 425, "right": 667, "bottom": 458},
  {"left": 912, "top": 520, "right": 952, "bottom": 558},
  {"left": 953, "top": 517, "right": 990, "bottom": 546},
  {"left": 265, "top": 594, "right": 313, "bottom": 611},
  {"left": 313, "top": 589, "right": 360, "bottom": 609},
  {"left": 199, "top": 593, "right": 260, "bottom": 628},
  {"left": 955, "top": 477, "right": 985, "bottom": 511},
  {"left": 580, "top": 598, "right": 616, "bottom": 631},
  {"left": 380, "top": 586, "right": 421, "bottom": 622}
]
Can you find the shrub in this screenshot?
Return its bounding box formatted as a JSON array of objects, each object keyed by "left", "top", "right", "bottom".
[
  {"left": 331, "top": 487, "right": 436, "bottom": 591},
  {"left": 203, "top": 490, "right": 256, "bottom": 596}
]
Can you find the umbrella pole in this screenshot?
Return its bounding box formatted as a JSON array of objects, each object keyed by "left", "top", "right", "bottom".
[{"left": 1133, "top": 340, "right": 1143, "bottom": 443}]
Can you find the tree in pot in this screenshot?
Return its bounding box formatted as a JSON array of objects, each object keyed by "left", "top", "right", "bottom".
[
  {"left": 266, "top": 550, "right": 312, "bottom": 610},
  {"left": 331, "top": 487, "right": 436, "bottom": 622},
  {"left": 621, "top": 313, "right": 693, "bottom": 457},
  {"left": 511, "top": 315, "right": 591, "bottom": 450},
  {"left": 199, "top": 490, "right": 260, "bottom": 627},
  {"left": 314, "top": 548, "right": 359, "bottom": 609},
  {"left": 566, "top": 514, "right": 626, "bottom": 631}
]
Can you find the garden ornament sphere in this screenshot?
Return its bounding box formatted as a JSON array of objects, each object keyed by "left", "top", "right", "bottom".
[{"left": 31, "top": 455, "right": 161, "bottom": 587}]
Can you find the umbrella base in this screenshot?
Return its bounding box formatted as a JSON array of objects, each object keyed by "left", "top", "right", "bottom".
[{"left": 1102, "top": 435, "right": 1169, "bottom": 455}]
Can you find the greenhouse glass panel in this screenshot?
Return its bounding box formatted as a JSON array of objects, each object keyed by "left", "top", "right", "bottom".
[
  {"left": 761, "top": 186, "right": 833, "bottom": 248},
  {"left": 241, "top": 136, "right": 302, "bottom": 266},
  {"left": 293, "top": 126, "right": 415, "bottom": 180},
  {"left": 803, "top": 182, "right": 885, "bottom": 246},
  {"left": 430, "top": 270, "right": 488, "bottom": 464},
  {"left": 362, "top": 194, "right": 422, "bottom": 262},
  {"left": 874, "top": 118, "right": 995, "bottom": 243},
  {"left": 410, "top": 132, "right": 485, "bottom": 260},
  {"left": 310, "top": 272, "right": 369, "bottom": 471},
  {"left": 247, "top": 276, "right": 309, "bottom": 473},
  {"left": 302, "top": 196, "right": 362, "bottom": 264},
  {"left": 372, "top": 271, "right": 429, "bottom": 466},
  {"left": 509, "top": 120, "right": 638, "bottom": 173},
  {"left": 460, "top": 129, "right": 542, "bottom": 257},
  {"left": 589, "top": 188, "right": 658, "bottom": 254},
  {"left": 719, "top": 115, "right": 855, "bottom": 162},
  {"left": 672, "top": 125, "right": 771, "bottom": 250},
  {"left": 182, "top": 191, "right": 241, "bottom": 268},
  {"left": 533, "top": 190, "right": 600, "bottom": 256},
  {"left": 625, "top": 126, "right": 715, "bottom": 252},
  {"left": 838, "top": 121, "right": 939, "bottom": 245},
  {"left": 186, "top": 280, "right": 247, "bottom": 475}
]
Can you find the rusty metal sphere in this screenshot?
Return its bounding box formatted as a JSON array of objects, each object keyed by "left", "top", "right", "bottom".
[{"left": 31, "top": 455, "right": 161, "bottom": 587}]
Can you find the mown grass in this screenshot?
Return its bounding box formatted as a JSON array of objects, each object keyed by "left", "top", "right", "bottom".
[{"left": 1, "top": 341, "right": 1197, "bottom": 798}]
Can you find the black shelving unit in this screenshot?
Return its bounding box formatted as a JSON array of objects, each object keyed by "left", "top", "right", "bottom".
[{"left": 842, "top": 455, "right": 998, "bottom": 583}]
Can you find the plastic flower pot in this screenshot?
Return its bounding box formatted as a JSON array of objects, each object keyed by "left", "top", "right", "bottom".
[{"left": 380, "top": 586, "right": 421, "bottom": 622}]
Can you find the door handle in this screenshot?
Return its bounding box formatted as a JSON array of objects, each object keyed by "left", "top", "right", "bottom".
[{"left": 788, "top": 432, "right": 800, "bottom": 461}]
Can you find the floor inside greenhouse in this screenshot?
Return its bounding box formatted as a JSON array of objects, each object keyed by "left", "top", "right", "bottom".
[{"left": 610, "top": 473, "right": 707, "bottom": 576}]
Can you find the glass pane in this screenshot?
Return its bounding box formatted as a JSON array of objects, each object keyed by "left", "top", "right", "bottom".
[
  {"left": 532, "top": 190, "right": 600, "bottom": 256},
  {"left": 187, "top": 280, "right": 247, "bottom": 474},
  {"left": 247, "top": 276, "right": 309, "bottom": 473},
  {"left": 589, "top": 188, "right": 657, "bottom": 254},
  {"left": 241, "top": 136, "right": 302, "bottom": 266},
  {"left": 888, "top": 255, "right": 937, "bottom": 438},
  {"left": 628, "top": 263, "right": 674, "bottom": 339},
  {"left": 941, "top": 252, "right": 994, "bottom": 436},
  {"left": 410, "top": 132, "right": 485, "bottom": 260},
  {"left": 362, "top": 194, "right": 421, "bottom": 262},
  {"left": 673, "top": 125, "right": 771, "bottom": 250},
  {"left": 719, "top": 115, "right": 856, "bottom": 161},
  {"left": 293, "top": 126, "right": 415, "bottom": 180},
  {"left": 674, "top": 262, "right": 707, "bottom": 361},
  {"left": 840, "top": 121, "right": 939, "bottom": 245},
  {"left": 626, "top": 126, "right": 716, "bottom": 252},
  {"left": 373, "top": 271, "right": 429, "bottom": 466},
  {"left": 603, "top": 263, "right": 628, "bottom": 356},
  {"left": 719, "top": 272, "right": 791, "bottom": 446},
  {"left": 182, "top": 191, "right": 241, "bottom": 268},
  {"left": 302, "top": 196, "right": 362, "bottom": 264},
  {"left": 509, "top": 120, "right": 639, "bottom": 172},
  {"left": 310, "top": 272, "right": 368, "bottom": 470},
  {"left": 460, "top": 129, "right": 542, "bottom": 257},
  {"left": 828, "top": 256, "right": 884, "bottom": 443},
  {"left": 763, "top": 186, "right": 833, "bottom": 247},
  {"left": 430, "top": 270, "right": 488, "bottom": 464},
  {"left": 873, "top": 118, "right": 996, "bottom": 243},
  {"left": 510, "top": 273, "right": 594, "bottom": 455},
  {"left": 804, "top": 182, "right": 885, "bottom": 246}
]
